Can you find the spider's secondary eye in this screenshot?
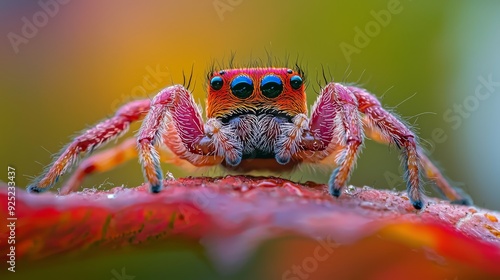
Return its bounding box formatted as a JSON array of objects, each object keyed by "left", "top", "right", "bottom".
[
  {"left": 230, "top": 75, "right": 254, "bottom": 99},
  {"left": 290, "top": 75, "right": 303, "bottom": 90},
  {"left": 210, "top": 76, "right": 224, "bottom": 90},
  {"left": 260, "top": 75, "right": 283, "bottom": 98}
]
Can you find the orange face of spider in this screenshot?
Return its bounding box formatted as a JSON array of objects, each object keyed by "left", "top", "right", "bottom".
[{"left": 206, "top": 68, "right": 307, "bottom": 121}]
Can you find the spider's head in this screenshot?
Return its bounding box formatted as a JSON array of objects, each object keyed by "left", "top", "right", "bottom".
[{"left": 206, "top": 67, "right": 306, "bottom": 122}]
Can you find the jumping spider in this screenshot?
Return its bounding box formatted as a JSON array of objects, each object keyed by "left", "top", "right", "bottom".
[{"left": 27, "top": 66, "right": 471, "bottom": 209}]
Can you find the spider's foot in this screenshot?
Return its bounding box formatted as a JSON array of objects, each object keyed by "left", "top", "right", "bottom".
[
  {"left": 411, "top": 199, "right": 424, "bottom": 210},
  {"left": 27, "top": 175, "right": 58, "bottom": 193},
  {"left": 451, "top": 199, "right": 472, "bottom": 206},
  {"left": 26, "top": 177, "right": 53, "bottom": 193},
  {"left": 275, "top": 153, "right": 291, "bottom": 165},
  {"left": 408, "top": 191, "right": 424, "bottom": 210},
  {"left": 225, "top": 155, "right": 242, "bottom": 167},
  {"left": 150, "top": 183, "right": 163, "bottom": 193},
  {"left": 328, "top": 168, "right": 343, "bottom": 198},
  {"left": 26, "top": 185, "right": 42, "bottom": 193},
  {"left": 27, "top": 184, "right": 44, "bottom": 193},
  {"left": 331, "top": 188, "right": 341, "bottom": 197},
  {"left": 450, "top": 195, "right": 473, "bottom": 206},
  {"left": 450, "top": 187, "right": 474, "bottom": 206}
]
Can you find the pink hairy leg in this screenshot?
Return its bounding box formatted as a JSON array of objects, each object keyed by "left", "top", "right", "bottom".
[
  {"left": 59, "top": 138, "right": 138, "bottom": 194},
  {"left": 59, "top": 135, "right": 215, "bottom": 195},
  {"left": 307, "top": 83, "right": 364, "bottom": 198},
  {"left": 348, "top": 86, "right": 424, "bottom": 209},
  {"left": 274, "top": 83, "right": 364, "bottom": 199},
  {"left": 279, "top": 83, "right": 439, "bottom": 209},
  {"left": 27, "top": 100, "right": 151, "bottom": 193},
  {"left": 364, "top": 122, "right": 471, "bottom": 205},
  {"left": 137, "top": 85, "right": 242, "bottom": 193},
  {"left": 29, "top": 85, "right": 242, "bottom": 194},
  {"left": 418, "top": 151, "right": 471, "bottom": 204}
]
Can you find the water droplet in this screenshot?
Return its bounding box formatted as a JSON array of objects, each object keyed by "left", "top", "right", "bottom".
[
  {"left": 360, "top": 201, "right": 375, "bottom": 208},
  {"left": 165, "top": 172, "right": 175, "bottom": 181},
  {"left": 345, "top": 185, "right": 356, "bottom": 194}
]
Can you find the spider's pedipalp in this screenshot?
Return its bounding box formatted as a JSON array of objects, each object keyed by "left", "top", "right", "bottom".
[
  {"left": 204, "top": 118, "right": 243, "bottom": 166},
  {"left": 275, "top": 114, "right": 310, "bottom": 165}
]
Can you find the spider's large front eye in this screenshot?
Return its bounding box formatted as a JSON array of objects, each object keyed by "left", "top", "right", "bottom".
[
  {"left": 290, "top": 75, "right": 303, "bottom": 90},
  {"left": 260, "top": 75, "right": 283, "bottom": 98},
  {"left": 210, "top": 76, "right": 224, "bottom": 90},
  {"left": 230, "top": 75, "right": 254, "bottom": 99}
]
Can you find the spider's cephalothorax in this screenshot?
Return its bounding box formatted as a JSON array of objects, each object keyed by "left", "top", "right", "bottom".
[
  {"left": 27, "top": 66, "right": 472, "bottom": 210},
  {"left": 206, "top": 68, "right": 308, "bottom": 167},
  {"left": 206, "top": 68, "right": 307, "bottom": 119}
]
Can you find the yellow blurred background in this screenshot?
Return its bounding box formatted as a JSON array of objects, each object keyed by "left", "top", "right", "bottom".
[{"left": 1, "top": 0, "right": 499, "bottom": 210}]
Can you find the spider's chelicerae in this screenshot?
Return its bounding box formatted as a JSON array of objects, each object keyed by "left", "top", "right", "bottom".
[{"left": 28, "top": 66, "right": 471, "bottom": 209}]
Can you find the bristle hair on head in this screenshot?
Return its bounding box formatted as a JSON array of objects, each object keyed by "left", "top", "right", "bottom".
[{"left": 206, "top": 53, "right": 306, "bottom": 79}]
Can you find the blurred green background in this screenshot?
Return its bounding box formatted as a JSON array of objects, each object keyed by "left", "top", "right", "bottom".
[{"left": 1, "top": 0, "right": 499, "bottom": 210}]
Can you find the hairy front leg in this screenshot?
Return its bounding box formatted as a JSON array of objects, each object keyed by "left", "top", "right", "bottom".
[
  {"left": 275, "top": 83, "right": 364, "bottom": 197},
  {"left": 27, "top": 99, "right": 150, "bottom": 193},
  {"left": 137, "top": 85, "right": 242, "bottom": 193},
  {"left": 309, "top": 83, "right": 364, "bottom": 197}
]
